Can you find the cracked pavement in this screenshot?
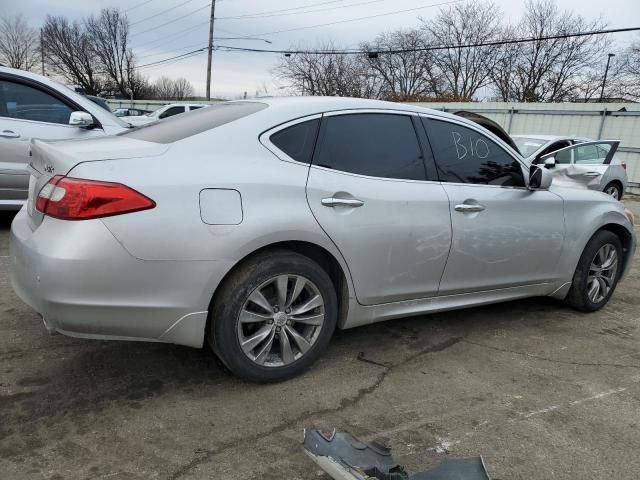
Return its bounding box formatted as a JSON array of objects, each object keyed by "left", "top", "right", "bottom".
[{"left": 1, "top": 197, "right": 640, "bottom": 479}]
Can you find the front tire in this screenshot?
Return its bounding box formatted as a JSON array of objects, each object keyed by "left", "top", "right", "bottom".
[
  {"left": 604, "top": 182, "right": 622, "bottom": 201},
  {"left": 210, "top": 250, "right": 337, "bottom": 382},
  {"left": 565, "top": 230, "right": 622, "bottom": 312}
]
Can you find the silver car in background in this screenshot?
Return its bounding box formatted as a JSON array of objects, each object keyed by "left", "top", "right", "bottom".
[
  {"left": 0, "top": 67, "right": 129, "bottom": 210},
  {"left": 513, "top": 134, "right": 628, "bottom": 199},
  {"left": 10, "top": 97, "right": 636, "bottom": 382}
]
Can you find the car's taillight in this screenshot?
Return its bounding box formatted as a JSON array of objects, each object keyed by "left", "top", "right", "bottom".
[
  {"left": 622, "top": 162, "right": 627, "bottom": 170},
  {"left": 36, "top": 176, "right": 155, "bottom": 220}
]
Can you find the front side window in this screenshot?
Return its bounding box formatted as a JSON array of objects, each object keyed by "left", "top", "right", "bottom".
[
  {"left": 558, "top": 143, "right": 611, "bottom": 165},
  {"left": 425, "top": 119, "right": 525, "bottom": 187},
  {"left": 0, "top": 80, "right": 73, "bottom": 125},
  {"left": 159, "top": 106, "right": 185, "bottom": 119},
  {"left": 314, "top": 113, "right": 425, "bottom": 180},
  {"left": 269, "top": 118, "right": 320, "bottom": 164}
]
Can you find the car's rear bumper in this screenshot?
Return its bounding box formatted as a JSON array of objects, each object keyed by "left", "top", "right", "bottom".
[{"left": 9, "top": 209, "right": 231, "bottom": 347}]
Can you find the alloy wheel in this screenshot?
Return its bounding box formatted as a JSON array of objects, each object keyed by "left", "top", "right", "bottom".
[
  {"left": 237, "top": 274, "right": 325, "bottom": 367},
  {"left": 586, "top": 243, "right": 618, "bottom": 304},
  {"left": 605, "top": 185, "right": 620, "bottom": 200}
]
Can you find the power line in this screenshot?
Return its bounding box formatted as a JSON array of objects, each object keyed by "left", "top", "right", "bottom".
[
  {"left": 138, "top": 48, "right": 207, "bottom": 68},
  {"left": 126, "top": 0, "right": 155, "bottom": 12},
  {"left": 131, "top": 3, "right": 211, "bottom": 38},
  {"left": 132, "top": 19, "right": 209, "bottom": 50},
  {"left": 130, "top": 0, "right": 198, "bottom": 26},
  {"left": 135, "top": 26, "right": 639, "bottom": 70},
  {"left": 250, "top": 0, "right": 462, "bottom": 36},
  {"left": 214, "top": 26, "right": 640, "bottom": 54},
  {"left": 215, "top": 0, "right": 348, "bottom": 20},
  {"left": 217, "top": 0, "right": 385, "bottom": 21}
]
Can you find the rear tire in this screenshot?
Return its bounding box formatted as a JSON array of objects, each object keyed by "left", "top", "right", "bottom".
[
  {"left": 209, "top": 250, "right": 337, "bottom": 383},
  {"left": 565, "top": 230, "right": 622, "bottom": 312},
  {"left": 603, "top": 182, "right": 622, "bottom": 201}
]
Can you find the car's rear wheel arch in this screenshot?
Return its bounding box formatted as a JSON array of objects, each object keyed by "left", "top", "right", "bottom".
[{"left": 206, "top": 241, "right": 350, "bottom": 341}]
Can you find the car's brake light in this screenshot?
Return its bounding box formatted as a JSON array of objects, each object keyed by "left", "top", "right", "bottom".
[
  {"left": 36, "top": 176, "right": 155, "bottom": 220},
  {"left": 622, "top": 162, "right": 627, "bottom": 170}
]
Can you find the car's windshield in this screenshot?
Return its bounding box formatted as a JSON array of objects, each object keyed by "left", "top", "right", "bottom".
[{"left": 513, "top": 136, "right": 547, "bottom": 157}]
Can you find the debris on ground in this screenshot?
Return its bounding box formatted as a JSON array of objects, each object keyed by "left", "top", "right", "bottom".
[{"left": 303, "top": 428, "right": 490, "bottom": 480}]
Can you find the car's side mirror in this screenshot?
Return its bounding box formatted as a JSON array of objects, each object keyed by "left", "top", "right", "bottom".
[
  {"left": 529, "top": 165, "right": 553, "bottom": 190},
  {"left": 69, "top": 111, "right": 95, "bottom": 128},
  {"left": 543, "top": 157, "right": 556, "bottom": 169}
]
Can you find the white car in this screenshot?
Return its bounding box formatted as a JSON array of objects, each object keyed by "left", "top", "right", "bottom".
[
  {"left": 513, "top": 134, "right": 628, "bottom": 200},
  {"left": 121, "top": 103, "right": 208, "bottom": 125},
  {"left": 0, "top": 66, "right": 130, "bottom": 210}
]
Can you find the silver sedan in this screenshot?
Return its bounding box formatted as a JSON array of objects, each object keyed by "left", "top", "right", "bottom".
[
  {"left": 513, "top": 134, "right": 628, "bottom": 200},
  {"left": 10, "top": 98, "right": 636, "bottom": 382}
]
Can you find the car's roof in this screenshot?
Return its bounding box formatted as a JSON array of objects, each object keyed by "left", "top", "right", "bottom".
[{"left": 247, "top": 96, "right": 505, "bottom": 133}]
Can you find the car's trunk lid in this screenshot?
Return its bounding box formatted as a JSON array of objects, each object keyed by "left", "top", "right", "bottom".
[{"left": 27, "top": 137, "right": 169, "bottom": 229}]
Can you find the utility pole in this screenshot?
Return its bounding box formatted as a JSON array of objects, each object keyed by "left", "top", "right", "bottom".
[
  {"left": 205, "top": 0, "right": 216, "bottom": 101},
  {"left": 599, "top": 53, "right": 615, "bottom": 103},
  {"left": 40, "top": 29, "right": 45, "bottom": 76}
]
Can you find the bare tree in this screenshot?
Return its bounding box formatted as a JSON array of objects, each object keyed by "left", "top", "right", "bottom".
[
  {"left": 41, "top": 15, "right": 104, "bottom": 95},
  {"left": 0, "top": 14, "right": 39, "bottom": 71},
  {"left": 492, "top": 0, "right": 608, "bottom": 102},
  {"left": 151, "top": 76, "right": 193, "bottom": 100},
  {"left": 86, "top": 8, "right": 134, "bottom": 98},
  {"left": 153, "top": 76, "right": 175, "bottom": 99},
  {"left": 614, "top": 38, "right": 640, "bottom": 101},
  {"left": 361, "top": 29, "right": 444, "bottom": 100},
  {"left": 423, "top": 1, "right": 502, "bottom": 99},
  {"left": 275, "top": 43, "right": 381, "bottom": 98},
  {"left": 172, "top": 77, "right": 193, "bottom": 99}
]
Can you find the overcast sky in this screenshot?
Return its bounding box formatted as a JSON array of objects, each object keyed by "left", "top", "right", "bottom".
[{"left": 6, "top": 0, "right": 640, "bottom": 98}]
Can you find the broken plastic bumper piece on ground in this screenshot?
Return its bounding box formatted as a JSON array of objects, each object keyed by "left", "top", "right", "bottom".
[{"left": 303, "top": 428, "right": 490, "bottom": 480}]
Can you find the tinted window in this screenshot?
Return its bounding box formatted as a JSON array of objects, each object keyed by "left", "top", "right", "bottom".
[
  {"left": 534, "top": 140, "right": 571, "bottom": 164},
  {"left": 190, "top": 105, "right": 203, "bottom": 110},
  {"left": 0, "top": 80, "right": 73, "bottom": 124},
  {"left": 426, "top": 119, "right": 524, "bottom": 187},
  {"left": 159, "top": 106, "right": 185, "bottom": 119},
  {"left": 270, "top": 119, "right": 320, "bottom": 164},
  {"left": 315, "top": 114, "right": 425, "bottom": 180},
  {"left": 121, "top": 102, "right": 268, "bottom": 144}
]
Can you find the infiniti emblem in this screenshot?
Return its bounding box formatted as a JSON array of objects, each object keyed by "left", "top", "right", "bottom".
[{"left": 44, "top": 164, "right": 55, "bottom": 173}]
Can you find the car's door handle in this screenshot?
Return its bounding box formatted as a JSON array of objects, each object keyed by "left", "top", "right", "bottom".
[
  {"left": 584, "top": 171, "right": 601, "bottom": 177},
  {"left": 454, "top": 203, "right": 485, "bottom": 213},
  {"left": 321, "top": 197, "right": 365, "bottom": 208},
  {"left": 0, "top": 130, "right": 20, "bottom": 139}
]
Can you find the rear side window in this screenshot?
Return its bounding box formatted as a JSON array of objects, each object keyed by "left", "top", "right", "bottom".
[
  {"left": 270, "top": 119, "right": 319, "bottom": 164},
  {"left": 425, "top": 119, "right": 525, "bottom": 187},
  {"left": 158, "top": 106, "right": 185, "bottom": 119},
  {"left": 314, "top": 113, "right": 425, "bottom": 180},
  {"left": 120, "top": 102, "right": 268, "bottom": 143}
]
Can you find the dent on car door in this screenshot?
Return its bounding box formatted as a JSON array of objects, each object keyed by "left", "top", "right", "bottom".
[
  {"left": 305, "top": 112, "right": 452, "bottom": 305},
  {"left": 422, "top": 117, "right": 565, "bottom": 294},
  {"left": 542, "top": 141, "right": 619, "bottom": 190}
]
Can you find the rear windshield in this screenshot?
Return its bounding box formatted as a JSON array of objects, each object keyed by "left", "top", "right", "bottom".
[{"left": 119, "top": 102, "right": 267, "bottom": 143}]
